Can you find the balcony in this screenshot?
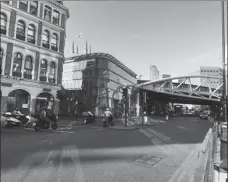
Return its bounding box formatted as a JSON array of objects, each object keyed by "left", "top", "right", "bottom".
[
  {"left": 39, "top": 75, "right": 47, "bottom": 82},
  {"left": 12, "top": 72, "right": 22, "bottom": 77}
]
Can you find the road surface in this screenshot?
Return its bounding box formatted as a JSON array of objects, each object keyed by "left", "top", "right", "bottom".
[{"left": 1, "top": 116, "right": 213, "bottom": 182}]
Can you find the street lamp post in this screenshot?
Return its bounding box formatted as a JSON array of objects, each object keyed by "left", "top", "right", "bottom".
[{"left": 221, "top": 2, "right": 227, "bottom": 123}]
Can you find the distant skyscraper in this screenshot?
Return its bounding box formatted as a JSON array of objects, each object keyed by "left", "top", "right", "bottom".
[
  {"left": 200, "top": 66, "right": 223, "bottom": 88},
  {"left": 150, "top": 65, "right": 159, "bottom": 81},
  {"left": 162, "top": 74, "right": 171, "bottom": 79}
]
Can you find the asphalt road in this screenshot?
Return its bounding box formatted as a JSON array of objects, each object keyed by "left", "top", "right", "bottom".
[{"left": 1, "top": 116, "right": 213, "bottom": 182}]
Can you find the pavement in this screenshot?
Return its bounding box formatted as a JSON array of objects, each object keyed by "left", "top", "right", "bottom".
[{"left": 1, "top": 116, "right": 213, "bottom": 182}]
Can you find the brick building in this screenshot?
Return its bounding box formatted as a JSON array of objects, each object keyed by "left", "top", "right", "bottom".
[{"left": 0, "top": 1, "right": 69, "bottom": 114}]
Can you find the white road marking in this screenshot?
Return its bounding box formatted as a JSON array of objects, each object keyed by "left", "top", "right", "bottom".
[
  {"left": 146, "top": 128, "right": 171, "bottom": 142},
  {"left": 54, "top": 130, "right": 75, "bottom": 134},
  {"left": 176, "top": 125, "right": 191, "bottom": 131},
  {"left": 1, "top": 151, "right": 54, "bottom": 182},
  {"left": 57, "top": 146, "right": 84, "bottom": 182},
  {"left": 139, "top": 128, "right": 153, "bottom": 138}
]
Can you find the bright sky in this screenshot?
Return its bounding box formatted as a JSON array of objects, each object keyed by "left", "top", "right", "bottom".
[{"left": 64, "top": 1, "right": 223, "bottom": 80}]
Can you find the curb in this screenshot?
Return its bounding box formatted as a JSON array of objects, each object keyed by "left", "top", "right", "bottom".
[{"left": 106, "top": 126, "right": 140, "bottom": 130}]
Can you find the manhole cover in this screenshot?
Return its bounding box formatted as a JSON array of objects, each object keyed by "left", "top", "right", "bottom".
[{"left": 134, "top": 155, "right": 163, "bottom": 167}]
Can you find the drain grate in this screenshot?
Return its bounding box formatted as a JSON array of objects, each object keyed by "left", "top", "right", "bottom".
[{"left": 134, "top": 154, "right": 163, "bottom": 167}]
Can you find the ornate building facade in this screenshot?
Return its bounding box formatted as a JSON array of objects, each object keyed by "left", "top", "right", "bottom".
[{"left": 0, "top": 1, "right": 69, "bottom": 114}]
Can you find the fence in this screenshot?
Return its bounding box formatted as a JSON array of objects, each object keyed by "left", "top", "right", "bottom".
[{"left": 203, "top": 126, "right": 217, "bottom": 182}]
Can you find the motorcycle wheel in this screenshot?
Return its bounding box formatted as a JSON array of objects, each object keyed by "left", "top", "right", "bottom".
[{"left": 52, "top": 123, "right": 58, "bottom": 130}]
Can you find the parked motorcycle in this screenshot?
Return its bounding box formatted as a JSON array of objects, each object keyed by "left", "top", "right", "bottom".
[
  {"left": 33, "top": 113, "right": 58, "bottom": 132},
  {"left": 3, "top": 112, "right": 30, "bottom": 128},
  {"left": 33, "top": 119, "right": 58, "bottom": 131}
]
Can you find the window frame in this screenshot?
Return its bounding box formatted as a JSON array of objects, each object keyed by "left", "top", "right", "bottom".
[
  {"left": 29, "top": 1, "right": 38, "bottom": 16},
  {"left": 42, "top": 30, "right": 50, "bottom": 49},
  {"left": 51, "top": 33, "right": 58, "bottom": 51},
  {"left": 24, "top": 56, "right": 33, "bottom": 79},
  {"left": 16, "top": 20, "right": 26, "bottom": 41},
  {"left": 27, "top": 24, "right": 36, "bottom": 44},
  {"left": 52, "top": 10, "right": 60, "bottom": 26},
  {"left": 19, "top": 1, "right": 28, "bottom": 12},
  {"left": 44, "top": 5, "right": 52, "bottom": 22},
  {"left": 12, "top": 52, "right": 23, "bottom": 77},
  {"left": 0, "top": 13, "right": 7, "bottom": 35}
]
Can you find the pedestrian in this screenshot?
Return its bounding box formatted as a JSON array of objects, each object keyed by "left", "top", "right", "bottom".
[{"left": 75, "top": 108, "right": 78, "bottom": 120}]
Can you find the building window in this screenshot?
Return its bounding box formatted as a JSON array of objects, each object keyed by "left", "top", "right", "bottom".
[
  {"left": 0, "top": 13, "right": 7, "bottom": 35},
  {"left": 44, "top": 5, "right": 52, "bottom": 22},
  {"left": 24, "top": 56, "right": 33, "bottom": 79},
  {"left": 2, "top": 1, "right": 9, "bottom": 4},
  {"left": 29, "top": 1, "right": 38, "bottom": 16},
  {"left": 40, "top": 59, "right": 47, "bottom": 81},
  {"left": 27, "top": 24, "right": 36, "bottom": 44},
  {"left": 42, "top": 30, "right": 50, "bottom": 49},
  {"left": 12, "top": 53, "right": 22, "bottom": 77},
  {"left": 16, "top": 20, "right": 26, "bottom": 41},
  {"left": 19, "top": 1, "right": 28, "bottom": 12},
  {"left": 0, "top": 48, "right": 3, "bottom": 75},
  {"left": 49, "top": 62, "right": 56, "bottom": 83},
  {"left": 52, "top": 10, "right": 60, "bottom": 26},
  {"left": 51, "top": 33, "right": 58, "bottom": 51}
]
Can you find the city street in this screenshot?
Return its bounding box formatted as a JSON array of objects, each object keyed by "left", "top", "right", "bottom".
[{"left": 1, "top": 116, "right": 213, "bottom": 182}]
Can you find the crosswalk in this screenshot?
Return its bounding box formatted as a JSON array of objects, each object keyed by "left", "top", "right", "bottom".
[{"left": 1, "top": 146, "right": 84, "bottom": 182}]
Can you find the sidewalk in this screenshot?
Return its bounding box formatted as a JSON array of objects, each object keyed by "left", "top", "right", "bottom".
[{"left": 127, "top": 116, "right": 166, "bottom": 126}]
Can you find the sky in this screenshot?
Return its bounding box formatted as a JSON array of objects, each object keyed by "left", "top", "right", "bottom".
[{"left": 64, "top": 1, "right": 223, "bottom": 80}]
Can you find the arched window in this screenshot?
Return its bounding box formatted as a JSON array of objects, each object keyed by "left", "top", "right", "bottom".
[
  {"left": 12, "top": 53, "right": 23, "bottom": 77},
  {"left": 49, "top": 62, "right": 56, "bottom": 83},
  {"left": 42, "top": 30, "right": 50, "bottom": 49},
  {"left": 44, "top": 5, "right": 52, "bottom": 22},
  {"left": 53, "top": 10, "right": 60, "bottom": 26},
  {"left": 51, "top": 33, "right": 58, "bottom": 51},
  {"left": 29, "top": 1, "right": 38, "bottom": 16},
  {"left": 27, "top": 24, "right": 36, "bottom": 44},
  {"left": 40, "top": 59, "right": 47, "bottom": 81},
  {"left": 19, "top": 1, "right": 28, "bottom": 12},
  {"left": 0, "top": 48, "right": 3, "bottom": 75},
  {"left": 0, "top": 13, "right": 7, "bottom": 35},
  {"left": 24, "top": 56, "right": 33, "bottom": 79},
  {"left": 16, "top": 20, "right": 26, "bottom": 41}
]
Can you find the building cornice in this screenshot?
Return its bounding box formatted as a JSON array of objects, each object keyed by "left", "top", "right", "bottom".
[{"left": 47, "top": 1, "right": 70, "bottom": 18}]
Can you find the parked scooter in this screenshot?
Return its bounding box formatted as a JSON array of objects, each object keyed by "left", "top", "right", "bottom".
[{"left": 3, "top": 112, "right": 30, "bottom": 128}]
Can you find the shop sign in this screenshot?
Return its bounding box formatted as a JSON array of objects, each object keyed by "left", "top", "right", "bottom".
[
  {"left": 1, "top": 82, "right": 12, "bottom": 87},
  {"left": 43, "top": 88, "right": 51, "bottom": 92}
]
